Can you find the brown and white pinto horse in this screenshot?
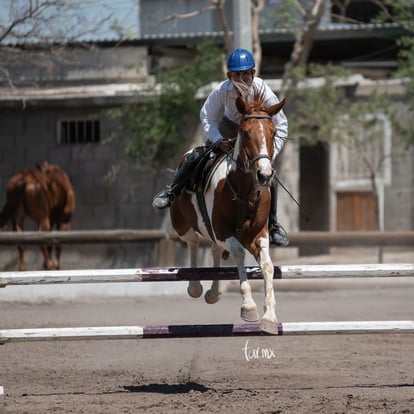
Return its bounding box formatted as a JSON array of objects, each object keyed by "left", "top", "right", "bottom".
[
  {"left": 171, "top": 89, "right": 285, "bottom": 334},
  {"left": 0, "top": 161, "right": 75, "bottom": 271}
]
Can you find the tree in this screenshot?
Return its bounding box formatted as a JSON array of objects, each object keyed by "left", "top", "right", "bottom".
[
  {"left": 104, "top": 42, "right": 222, "bottom": 174},
  {"left": 0, "top": 0, "right": 133, "bottom": 86},
  {"left": 373, "top": 0, "right": 414, "bottom": 144}
]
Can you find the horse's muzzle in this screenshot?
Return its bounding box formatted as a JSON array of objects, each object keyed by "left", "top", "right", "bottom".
[{"left": 256, "top": 168, "right": 275, "bottom": 188}]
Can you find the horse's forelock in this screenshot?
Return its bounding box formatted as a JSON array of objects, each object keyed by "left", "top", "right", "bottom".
[{"left": 241, "top": 86, "right": 268, "bottom": 114}]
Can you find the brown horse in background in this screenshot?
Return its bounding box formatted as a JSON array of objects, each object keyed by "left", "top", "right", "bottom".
[
  {"left": 170, "top": 88, "right": 285, "bottom": 334},
  {"left": 0, "top": 161, "right": 75, "bottom": 271}
]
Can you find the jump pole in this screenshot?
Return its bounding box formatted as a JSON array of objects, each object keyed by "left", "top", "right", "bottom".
[
  {"left": 1, "top": 264, "right": 413, "bottom": 287},
  {"left": 1, "top": 321, "right": 413, "bottom": 343}
]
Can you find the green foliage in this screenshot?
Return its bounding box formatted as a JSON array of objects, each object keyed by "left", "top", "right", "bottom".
[
  {"left": 374, "top": 0, "right": 414, "bottom": 124},
  {"left": 283, "top": 64, "right": 400, "bottom": 147},
  {"left": 105, "top": 42, "right": 222, "bottom": 170},
  {"left": 266, "top": 0, "right": 304, "bottom": 31},
  {"left": 283, "top": 64, "right": 349, "bottom": 145}
]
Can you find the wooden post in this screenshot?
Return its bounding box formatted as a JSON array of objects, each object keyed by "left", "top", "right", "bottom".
[{"left": 157, "top": 239, "right": 175, "bottom": 266}]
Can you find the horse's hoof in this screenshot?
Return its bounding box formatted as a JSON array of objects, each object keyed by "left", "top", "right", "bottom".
[
  {"left": 187, "top": 284, "right": 203, "bottom": 298},
  {"left": 241, "top": 307, "right": 260, "bottom": 322},
  {"left": 204, "top": 290, "right": 220, "bottom": 304},
  {"left": 260, "top": 319, "right": 278, "bottom": 335}
]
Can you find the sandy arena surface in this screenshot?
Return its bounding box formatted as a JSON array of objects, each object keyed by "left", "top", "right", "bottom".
[{"left": 1, "top": 274, "right": 414, "bottom": 413}]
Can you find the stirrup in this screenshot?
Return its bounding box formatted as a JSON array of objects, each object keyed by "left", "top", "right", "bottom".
[
  {"left": 269, "top": 223, "right": 289, "bottom": 247},
  {"left": 152, "top": 190, "right": 174, "bottom": 209}
]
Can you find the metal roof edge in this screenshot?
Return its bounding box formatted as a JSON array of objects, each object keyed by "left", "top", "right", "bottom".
[{"left": 1, "top": 22, "right": 403, "bottom": 47}]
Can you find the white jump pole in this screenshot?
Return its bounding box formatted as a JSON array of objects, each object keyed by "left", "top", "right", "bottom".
[
  {"left": 1, "top": 264, "right": 413, "bottom": 287},
  {"left": 1, "top": 321, "right": 413, "bottom": 343}
]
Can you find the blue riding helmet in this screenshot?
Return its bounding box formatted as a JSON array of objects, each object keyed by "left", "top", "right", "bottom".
[{"left": 227, "top": 48, "right": 255, "bottom": 72}]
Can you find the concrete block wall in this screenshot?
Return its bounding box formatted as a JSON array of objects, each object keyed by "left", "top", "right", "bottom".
[
  {"left": 385, "top": 137, "right": 414, "bottom": 230},
  {"left": 0, "top": 105, "right": 166, "bottom": 269}
]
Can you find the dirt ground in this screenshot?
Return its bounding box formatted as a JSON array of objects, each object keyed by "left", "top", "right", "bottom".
[{"left": 1, "top": 274, "right": 414, "bottom": 414}]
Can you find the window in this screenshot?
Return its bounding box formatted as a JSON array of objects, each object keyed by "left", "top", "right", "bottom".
[{"left": 58, "top": 119, "right": 100, "bottom": 144}]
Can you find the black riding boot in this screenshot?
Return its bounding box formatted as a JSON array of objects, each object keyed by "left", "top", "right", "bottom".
[
  {"left": 152, "top": 151, "right": 199, "bottom": 209},
  {"left": 269, "top": 182, "right": 289, "bottom": 246}
]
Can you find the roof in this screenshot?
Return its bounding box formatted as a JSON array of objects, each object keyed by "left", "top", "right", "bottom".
[{"left": 140, "top": 22, "right": 403, "bottom": 42}]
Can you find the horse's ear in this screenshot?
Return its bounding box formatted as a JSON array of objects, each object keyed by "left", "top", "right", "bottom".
[
  {"left": 268, "top": 98, "right": 286, "bottom": 116},
  {"left": 236, "top": 96, "right": 247, "bottom": 115},
  {"left": 36, "top": 161, "right": 49, "bottom": 172}
]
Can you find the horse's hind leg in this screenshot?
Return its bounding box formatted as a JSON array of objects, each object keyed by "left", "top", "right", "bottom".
[
  {"left": 38, "top": 218, "right": 55, "bottom": 270},
  {"left": 228, "top": 237, "right": 259, "bottom": 322},
  {"left": 204, "top": 244, "right": 222, "bottom": 304},
  {"left": 54, "top": 245, "right": 62, "bottom": 269},
  {"left": 183, "top": 230, "right": 203, "bottom": 298},
  {"left": 53, "top": 222, "right": 69, "bottom": 270},
  {"left": 40, "top": 244, "right": 55, "bottom": 270},
  {"left": 17, "top": 245, "right": 26, "bottom": 272},
  {"left": 14, "top": 210, "right": 26, "bottom": 271}
]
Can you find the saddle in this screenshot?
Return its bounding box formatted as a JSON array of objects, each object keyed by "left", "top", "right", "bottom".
[
  {"left": 186, "top": 138, "right": 235, "bottom": 194},
  {"left": 186, "top": 150, "right": 225, "bottom": 194}
]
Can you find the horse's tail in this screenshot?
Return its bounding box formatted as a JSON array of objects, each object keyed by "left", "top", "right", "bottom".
[
  {"left": 0, "top": 178, "right": 26, "bottom": 228},
  {"left": 0, "top": 203, "right": 10, "bottom": 227}
]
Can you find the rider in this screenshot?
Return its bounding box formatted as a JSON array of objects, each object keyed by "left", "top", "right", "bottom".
[{"left": 152, "top": 48, "right": 289, "bottom": 246}]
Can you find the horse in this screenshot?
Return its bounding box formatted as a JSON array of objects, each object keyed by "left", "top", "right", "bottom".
[
  {"left": 0, "top": 161, "right": 75, "bottom": 271},
  {"left": 170, "top": 88, "right": 286, "bottom": 334}
]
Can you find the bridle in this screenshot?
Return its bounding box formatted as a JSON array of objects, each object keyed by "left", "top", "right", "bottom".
[
  {"left": 231, "top": 113, "right": 274, "bottom": 173},
  {"left": 226, "top": 112, "right": 275, "bottom": 204}
]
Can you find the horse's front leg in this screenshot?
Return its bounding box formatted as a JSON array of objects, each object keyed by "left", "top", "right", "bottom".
[
  {"left": 228, "top": 237, "right": 259, "bottom": 322},
  {"left": 53, "top": 222, "right": 70, "bottom": 270},
  {"left": 204, "top": 243, "right": 222, "bottom": 304},
  {"left": 257, "top": 237, "right": 278, "bottom": 334},
  {"left": 14, "top": 219, "right": 26, "bottom": 271}
]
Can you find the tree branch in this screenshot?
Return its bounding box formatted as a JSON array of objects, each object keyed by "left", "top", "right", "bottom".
[{"left": 251, "top": 0, "right": 265, "bottom": 75}]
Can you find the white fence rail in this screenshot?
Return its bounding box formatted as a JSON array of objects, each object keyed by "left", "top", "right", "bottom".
[{"left": 1, "top": 263, "right": 414, "bottom": 288}]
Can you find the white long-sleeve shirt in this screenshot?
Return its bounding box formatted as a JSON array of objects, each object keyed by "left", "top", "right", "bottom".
[{"left": 200, "top": 77, "right": 288, "bottom": 159}]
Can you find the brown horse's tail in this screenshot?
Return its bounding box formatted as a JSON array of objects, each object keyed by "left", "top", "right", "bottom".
[
  {"left": 0, "top": 198, "right": 14, "bottom": 228},
  {"left": 0, "top": 203, "right": 10, "bottom": 227},
  {"left": 0, "top": 179, "right": 26, "bottom": 228}
]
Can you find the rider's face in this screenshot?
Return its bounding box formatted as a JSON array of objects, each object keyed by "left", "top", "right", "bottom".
[{"left": 228, "top": 69, "right": 255, "bottom": 86}]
